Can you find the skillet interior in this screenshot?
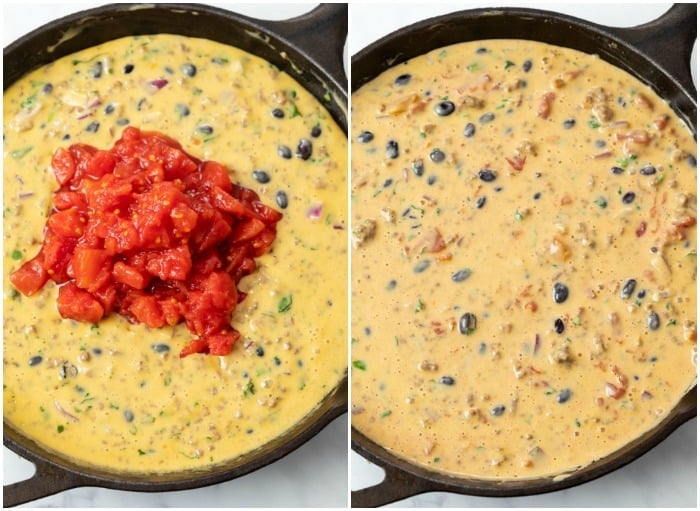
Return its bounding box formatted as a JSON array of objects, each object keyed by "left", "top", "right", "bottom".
[
  {"left": 350, "top": 5, "right": 696, "bottom": 505},
  {"left": 3, "top": 2, "right": 348, "bottom": 506}
]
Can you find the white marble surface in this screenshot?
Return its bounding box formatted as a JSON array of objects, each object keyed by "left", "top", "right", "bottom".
[
  {"left": 349, "top": 2, "right": 697, "bottom": 508},
  {"left": 3, "top": 2, "right": 348, "bottom": 508}
]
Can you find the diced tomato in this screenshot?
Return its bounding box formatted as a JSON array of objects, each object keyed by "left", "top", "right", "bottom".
[
  {"left": 47, "top": 208, "right": 85, "bottom": 238},
  {"left": 71, "top": 247, "right": 112, "bottom": 293},
  {"left": 112, "top": 261, "right": 149, "bottom": 289},
  {"left": 10, "top": 255, "right": 49, "bottom": 296},
  {"left": 179, "top": 338, "right": 209, "bottom": 357},
  {"left": 145, "top": 244, "right": 192, "bottom": 281},
  {"left": 51, "top": 147, "right": 76, "bottom": 185},
  {"left": 15, "top": 126, "right": 282, "bottom": 357},
  {"left": 57, "top": 283, "right": 104, "bottom": 323}
]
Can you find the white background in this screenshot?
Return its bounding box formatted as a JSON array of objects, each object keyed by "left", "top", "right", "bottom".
[
  {"left": 349, "top": 2, "right": 697, "bottom": 508},
  {"left": 3, "top": 3, "right": 348, "bottom": 508}
]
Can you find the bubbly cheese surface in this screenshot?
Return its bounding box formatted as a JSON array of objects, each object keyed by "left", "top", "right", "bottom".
[
  {"left": 4, "top": 34, "right": 347, "bottom": 473},
  {"left": 351, "top": 39, "right": 696, "bottom": 479}
]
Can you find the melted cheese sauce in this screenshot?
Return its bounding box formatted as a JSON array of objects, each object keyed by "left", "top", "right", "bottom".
[
  {"left": 4, "top": 34, "right": 347, "bottom": 473},
  {"left": 351, "top": 40, "right": 696, "bottom": 479}
]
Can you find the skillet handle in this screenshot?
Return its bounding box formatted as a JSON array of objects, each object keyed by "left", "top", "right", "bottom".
[
  {"left": 3, "top": 457, "right": 85, "bottom": 507},
  {"left": 255, "top": 4, "right": 348, "bottom": 91},
  {"left": 608, "top": 3, "right": 697, "bottom": 95},
  {"left": 352, "top": 465, "right": 434, "bottom": 508}
]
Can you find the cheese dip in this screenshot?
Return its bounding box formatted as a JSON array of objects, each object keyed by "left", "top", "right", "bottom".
[
  {"left": 4, "top": 34, "right": 347, "bottom": 473},
  {"left": 351, "top": 39, "right": 696, "bottom": 479}
]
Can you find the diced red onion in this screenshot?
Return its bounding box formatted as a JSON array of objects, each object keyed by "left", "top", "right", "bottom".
[
  {"left": 307, "top": 204, "right": 323, "bottom": 219},
  {"left": 149, "top": 79, "right": 169, "bottom": 90}
]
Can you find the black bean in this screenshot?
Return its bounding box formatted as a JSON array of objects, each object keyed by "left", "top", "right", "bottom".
[
  {"left": 556, "top": 388, "right": 572, "bottom": 404},
  {"left": 180, "top": 63, "right": 197, "bottom": 77},
  {"left": 414, "top": 260, "right": 430, "bottom": 273},
  {"left": 197, "top": 124, "right": 214, "bottom": 135},
  {"left": 620, "top": 278, "right": 637, "bottom": 299},
  {"left": 275, "top": 190, "right": 288, "bottom": 209},
  {"left": 123, "top": 410, "right": 135, "bottom": 423},
  {"left": 42, "top": 83, "right": 53, "bottom": 94},
  {"left": 647, "top": 311, "right": 660, "bottom": 331},
  {"left": 411, "top": 159, "right": 424, "bottom": 177},
  {"left": 478, "top": 169, "right": 497, "bottom": 182},
  {"left": 386, "top": 279, "right": 397, "bottom": 290},
  {"left": 430, "top": 148, "right": 446, "bottom": 163},
  {"left": 459, "top": 312, "right": 477, "bottom": 335},
  {"left": 116, "top": 118, "right": 129, "bottom": 126},
  {"left": 164, "top": 66, "right": 174, "bottom": 75},
  {"left": 278, "top": 145, "right": 292, "bottom": 159},
  {"left": 687, "top": 154, "right": 697, "bottom": 167},
  {"left": 151, "top": 343, "right": 170, "bottom": 353},
  {"left": 253, "top": 169, "right": 271, "bottom": 184},
  {"left": 104, "top": 103, "right": 115, "bottom": 115},
  {"left": 357, "top": 130, "right": 374, "bottom": 143},
  {"left": 479, "top": 112, "right": 495, "bottom": 124},
  {"left": 92, "top": 347, "right": 102, "bottom": 356},
  {"left": 123, "top": 63, "right": 134, "bottom": 74},
  {"left": 522, "top": 59, "right": 533, "bottom": 72},
  {"left": 255, "top": 346, "right": 265, "bottom": 357},
  {"left": 553, "top": 282, "right": 569, "bottom": 303},
  {"left": 311, "top": 125, "right": 322, "bottom": 138},
  {"left": 554, "top": 318, "right": 565, "bottom": 334},
  {"left": 28, "top": 355, "right": 43, "bottom": 367},
  {"left": 62, "top": 134, "right": 71, "bottom": 140},
  {"left": 610, "top": 166, "right": 625, "bottom": 175},
  {"left": 622, "top": 191, "right": 636, "bottom": 204},
  {"left": 296, "top": 138, "right": 313, "bottom": 160},
  {"left": 394, "top": 73, "right": 412, "bottom": 86},
  {"left": 490, "top": 404, "right": 506, "bottom": 416},
  {"left": 273, "top": 356, "right": 281, "bottom": 366},
  {"left": 563, "top": 118, "right": 576, "bottom": 129},
  {"left": 88, "top": 61, "right": 103, "bottom": 78},
  {"left": 475, "top": 196, "right": 486, "bottom": 209},
  {"left": 639, "top": 164, "right": 656, "bottom": 175},
  {"left": 271, "top": 108, "right": 285, "bottom": 119},
  {"left": 451, "top": 269, "right": 472, "bottom": 282},
  {"left": 383, "top": 178, "right": 393, "bottom": 188},
  {"left": 439, "top": 376, "right": 455, "bottom": 386},
  {"left": 175, "top": 103, "right": 190, "bottom": 117},
  {"left": 85, "top": 121, "right": 100, "bottom": 133},
  {"left": 136, "top": 98, "right": 146, "bottom": 111},
  {"left": 463, "top": 122, "right": 476, "bottom": 138},
  {"left": 595, "top": 139, "right": 606, "bottom": 148},
  {"left": 434, "top": 100, "right": 455, "bottom": 116},
  {"left": 386, "top": 140, "right": 399, "bottom": 159},
  {"left": 533, "top": 192, "right": 541, "bottom": 200},
  {"left": 427, "top": 175, "right": 437, "bottom": 185},
  {"left": 637, "top": 289, "right": 647, "bottom": 299}
]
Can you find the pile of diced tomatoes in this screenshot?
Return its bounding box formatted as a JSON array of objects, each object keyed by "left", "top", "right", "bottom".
[{"left": 10, "top": 127, "right": 282, "bottom": 357}]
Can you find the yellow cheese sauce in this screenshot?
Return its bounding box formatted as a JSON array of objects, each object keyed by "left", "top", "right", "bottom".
[
  {"left": 4, "top": 34, "right": 347, "bottom": 473},
  {"left": 351, "top": 40, "right": 696, "bottom": 480}
]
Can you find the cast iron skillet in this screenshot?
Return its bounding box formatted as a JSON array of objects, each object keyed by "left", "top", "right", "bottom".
[
  {"left": 351, "top": 4, "right": 696, "bottom": 507},
  {"left": 3, "top": 3, "right": 347, "bottom": 507}
]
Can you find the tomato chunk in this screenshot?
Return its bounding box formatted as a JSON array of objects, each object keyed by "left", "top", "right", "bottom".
[{"left": 57, "top": 283, "right": 105, "bottom": 323}]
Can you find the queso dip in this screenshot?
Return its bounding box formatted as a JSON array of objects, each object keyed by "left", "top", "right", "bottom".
[
  {"left": 4, "top": 34, "right": 347, "bottom": 473},
  {"left": 351, "top": 39, "right": 696, "bottom": 479}
]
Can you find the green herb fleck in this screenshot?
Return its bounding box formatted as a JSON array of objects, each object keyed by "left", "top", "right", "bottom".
[
  {"left": 138, "top": 448, "right": 147, "bottom": 456},
  {"left": 11, "top": 146, "right": 33, "bottom": 159},
  {"left": 415, "top": 298, "right": 425, "bottom": 313},
  {"left": 10, "top": 249, "right": 22, "bottom": 260},
  {"left": 278, "top": 294, "right": 293, "bottom": 313},
  {"left": 588, "top": 116, "right": 601, "bottom": 129},
  {"left": 57, "top": 425, "right": 65, "bottom": 433},
  {"left": 20, "top": 95, "right": 37, "bottom": 110},
  {"left": 504, "top": 60, "right": 515, "bottom": 69},
  {"left": 380, "top": 409, "right": 392, "bottom": 418},
  {"left": 352, "top": 360, "right": 367, "bottom": 371},
  {"left": 467, "top": 62, "right": 479, "bottom": 72},
  {"left": 243, "top": 379, "right": 256, "bottom": 397},
  {"left": 514, "top": 210, "right": 524, "bottom": 221},
  {"left": 594, "top": 197, "right": 608, "bottom": 208},
  {"left": 433, "top": 457, "right": 441, "bottom": 463}
]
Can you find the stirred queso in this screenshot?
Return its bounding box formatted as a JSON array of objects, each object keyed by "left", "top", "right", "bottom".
[
  {"left": 351, "top": 39, "right": 696, "bottom": 479},
  {"left": 4, "top": 34, "right": 347, "bottom": 472}
]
